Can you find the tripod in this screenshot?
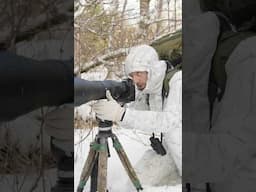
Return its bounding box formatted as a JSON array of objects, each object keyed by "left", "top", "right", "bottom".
[{"left": 77, "top": 120, "right": 143, "bottom": 192}]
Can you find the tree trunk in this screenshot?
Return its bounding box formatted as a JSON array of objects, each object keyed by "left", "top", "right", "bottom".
[
  {"left": 156, "top": 0, "right": 163, "bottom": 35},
  {"left": 139, "top": 0, "right": 150, "bottom": 40}
]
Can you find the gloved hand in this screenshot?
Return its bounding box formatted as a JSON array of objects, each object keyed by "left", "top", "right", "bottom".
[{"left": 92, "top": 90, "right": 125, "bottom": 122}]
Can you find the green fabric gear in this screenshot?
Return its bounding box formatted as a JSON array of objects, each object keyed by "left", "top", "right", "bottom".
[
  {"left": 162, "top": 64, "right": 181, "bottom": 98},
  {"left": 151, "top": 31, "right": 182, "bottom": 62},
  {"left": 151, "top": 31, "right": 182, "bottom": 98},
  {"left": 132, "top": 179, "right": 143, "bottom": 190},
  {"left": 170, "top": 48, "right": 182, "bottom": 62},
  {"left": 78, "top": 180, "right": 87, "bottom": 189},
  {"left": 91, "top": 143, "right": 108, "bottom": 152},
  {"left": 113, "top": 140, "right": 122, "bottom": 151}
]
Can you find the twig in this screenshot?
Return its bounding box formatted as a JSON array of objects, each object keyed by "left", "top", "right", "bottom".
[
  {"left": 28, "top": 108, "right": 46, "bottom": 192},
  {"left": 40, "top": 108, "right": 46, "bottom": 192},
  {"left": 74, "top": 128, "right": 93, "bottom": 146}
]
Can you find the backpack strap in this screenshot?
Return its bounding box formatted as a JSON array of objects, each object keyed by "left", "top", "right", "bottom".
[
  {"left": 162, "top": 62, "right": 181, "bottom": 98},
  {"left": 208, "top": 29, "right": 256, "bottom": 120}
]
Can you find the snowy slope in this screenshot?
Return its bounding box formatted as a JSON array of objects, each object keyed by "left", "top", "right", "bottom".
[{"left": 75, "top": 128, "right": 181, "bottom": 192}]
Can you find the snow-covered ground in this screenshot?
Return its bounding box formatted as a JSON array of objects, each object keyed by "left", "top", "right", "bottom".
[{"left": 75, "top": 128, "right": 181, "bottom": 192}]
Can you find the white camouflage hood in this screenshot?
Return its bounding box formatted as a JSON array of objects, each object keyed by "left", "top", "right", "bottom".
[{"left": 124, "top": 45, "right": 166, "bottom": 110}]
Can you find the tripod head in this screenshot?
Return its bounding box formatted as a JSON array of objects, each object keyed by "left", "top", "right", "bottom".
[{"left": 97, "top": 119, "right": 113, "bottom": 132}]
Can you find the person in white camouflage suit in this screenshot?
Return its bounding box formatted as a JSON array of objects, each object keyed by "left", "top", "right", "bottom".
[{"left": 92, "top": 44, "right": 182, "bottom": 188}]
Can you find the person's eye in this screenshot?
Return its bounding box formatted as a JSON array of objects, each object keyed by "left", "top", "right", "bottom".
[{"left": 137, "top": 72, "right": 144, "bottom": 76}]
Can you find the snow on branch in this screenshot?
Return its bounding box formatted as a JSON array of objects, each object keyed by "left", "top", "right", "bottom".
[{"left": 74, "top": 47, "right": 130, "bottom": 75}]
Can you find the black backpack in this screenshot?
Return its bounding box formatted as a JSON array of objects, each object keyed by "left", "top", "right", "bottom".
[
  {"left": 208, "top": 14, "right": 256, "bottom": 122},
  {"left": 200, "top": 0, "right": 256, "bottom": 28}
]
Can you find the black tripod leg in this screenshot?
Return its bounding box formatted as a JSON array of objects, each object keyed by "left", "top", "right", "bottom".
[
  {"left": 111, "top": 134, "right": 143, "bottom": 191},
  {"left": 91, "top": 156, "right": 99, "bottom": 192},
  {"left": 206, "top": 183, "right": 211, "bottom": 192},
  {"left": 77, "top": 142, "right": 98, "bottom": 192}
]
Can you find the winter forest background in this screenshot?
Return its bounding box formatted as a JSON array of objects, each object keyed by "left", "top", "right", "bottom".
[{"left": 75, "top": 0, "right": 181, "bottom": 127}]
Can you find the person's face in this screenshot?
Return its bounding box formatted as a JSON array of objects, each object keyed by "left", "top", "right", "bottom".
[{"left": 129, "top": 71, "right": 148, "bottom": 90}]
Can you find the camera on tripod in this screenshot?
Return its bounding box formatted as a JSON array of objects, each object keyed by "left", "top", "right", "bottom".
[{"left": 75, "top": 77, "right": 143, "bottom": 192}]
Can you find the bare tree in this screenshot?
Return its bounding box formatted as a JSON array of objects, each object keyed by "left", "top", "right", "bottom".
[
  {"left": 156, "top": 0, "right": 164, "bottom": 35},
  {"left": 0, "top": 0, "right": 73, "bottom": 51},
  {"left": 139, "top": 0, "right": 151, "bottom": 40},
  {"left": 174, "top": 0, "right": 177, "bottom": 30},
  {"left": 74, "top": 0, "right": 182, "bottom": 77}
]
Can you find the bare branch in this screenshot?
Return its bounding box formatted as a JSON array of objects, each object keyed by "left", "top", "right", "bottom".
[
  {"left": 75, "top": 48, "right": 129, "bottom": 75},
  {"left": 0, "top": 0, "right": 73, "bottom": 48}
]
